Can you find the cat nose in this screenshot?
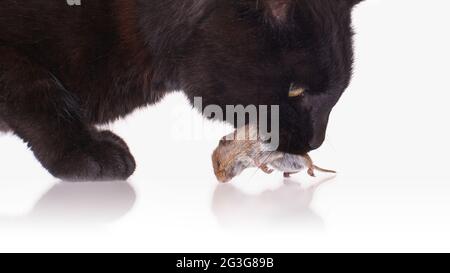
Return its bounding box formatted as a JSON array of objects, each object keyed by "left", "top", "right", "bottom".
[
  {"left": 309, "top": 131, "right": 326, "bottom": 150},
  {"left": 308, "top": 110, "right": 330, "bottom": 150},
  {"left": 309, "top": 137, "right": 324, "bottom": 150}
]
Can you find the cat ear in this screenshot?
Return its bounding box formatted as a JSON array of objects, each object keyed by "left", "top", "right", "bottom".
[{"left": 263, "top": 0, "right": 292, "bottom": 22}]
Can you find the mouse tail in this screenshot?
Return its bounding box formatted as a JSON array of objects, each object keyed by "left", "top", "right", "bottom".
[{"left": 313, "top": 165, "right": 337, "bottom": 174}]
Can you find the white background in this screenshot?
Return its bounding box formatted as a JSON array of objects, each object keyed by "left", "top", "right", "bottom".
[{"left": 1, "top": 0, "right": 450, "bottom": 252}]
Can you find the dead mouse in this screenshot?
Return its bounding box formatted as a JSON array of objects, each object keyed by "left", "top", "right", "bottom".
[{"left": 211, "top": 125, "right": 336, "bottom": 183}]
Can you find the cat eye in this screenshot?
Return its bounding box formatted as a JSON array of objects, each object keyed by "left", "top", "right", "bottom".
[{"left": 288, "top": 84, "right": 307, "bottom": 98}]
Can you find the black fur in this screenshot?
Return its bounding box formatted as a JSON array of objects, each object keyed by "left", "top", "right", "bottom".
[{"left": 0, "top": 0, "right": 362, "bottom": 181}]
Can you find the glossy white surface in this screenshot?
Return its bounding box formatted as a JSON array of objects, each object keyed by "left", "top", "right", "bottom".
[{"left": 1, "top": 0, "right": 450, "bottom": 252}]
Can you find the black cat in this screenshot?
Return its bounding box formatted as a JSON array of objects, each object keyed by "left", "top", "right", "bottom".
[{"left": 0, "top": 0, "right": 362, "bottom": 181}]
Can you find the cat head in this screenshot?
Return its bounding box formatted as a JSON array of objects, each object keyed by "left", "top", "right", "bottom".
[{"left": 179, "top": 0, "right": 363, "bottom": 154}]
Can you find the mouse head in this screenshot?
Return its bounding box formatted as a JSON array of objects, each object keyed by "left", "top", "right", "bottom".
[
  {"left": 178, "top": 0, "right": 363, "bottom": 155},
  {"left": 212, "top": 137, "right": 253, "bottom": 183}
]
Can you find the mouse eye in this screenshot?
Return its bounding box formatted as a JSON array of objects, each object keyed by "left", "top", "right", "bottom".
[{"left": 288, "top": 84, "right": 307, "bottom": 98}]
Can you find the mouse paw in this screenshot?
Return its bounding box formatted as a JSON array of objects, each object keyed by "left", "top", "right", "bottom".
[{"left": 259, "top": 164, "right": 274, "bottom": 174}]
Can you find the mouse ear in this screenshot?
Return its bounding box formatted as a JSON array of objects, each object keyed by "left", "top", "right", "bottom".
[{"left": 220, "top": 136, "right": 231, "bottom": 146}]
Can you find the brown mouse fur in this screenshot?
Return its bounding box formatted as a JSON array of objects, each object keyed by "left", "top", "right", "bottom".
[{"left": 211, "top": 126, "right": 275, "bottom": 183}]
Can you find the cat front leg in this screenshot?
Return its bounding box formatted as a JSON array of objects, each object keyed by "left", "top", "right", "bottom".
[{"left": 0, "top": 46, "right": 136, "bottom": 181}]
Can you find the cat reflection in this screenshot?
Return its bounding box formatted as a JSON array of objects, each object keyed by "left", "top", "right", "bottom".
[{"left": 0, "top": 181, "right": 136, "bottom": 226}]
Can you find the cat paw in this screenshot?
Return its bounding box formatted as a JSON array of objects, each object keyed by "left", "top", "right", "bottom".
[
  {"left": 96, "top": 130, "right": 130, "bottom": 151},
  {"left": 48, "top": 132, "right": 136, "bottom": 181}
]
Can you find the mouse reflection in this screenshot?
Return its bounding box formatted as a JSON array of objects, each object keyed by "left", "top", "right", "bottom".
[
  {"left": 212, "top": 177, "right": 335, "bottom": 230},
  {"left": 0, "top": 181, "right": 136, "bottom": 226}
]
